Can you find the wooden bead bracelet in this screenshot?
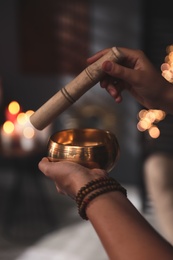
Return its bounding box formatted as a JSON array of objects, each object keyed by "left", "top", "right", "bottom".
[
  {"left": 76, "top": 177, "right": 120, "bottom": 207},
  {"left": 76, "top": 177, "right": 127, "bottom": 220}
]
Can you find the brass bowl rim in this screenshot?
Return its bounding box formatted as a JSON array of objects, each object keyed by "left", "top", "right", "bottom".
[{"left": 49, "top": 128, "right": 117, "bottom": 148}]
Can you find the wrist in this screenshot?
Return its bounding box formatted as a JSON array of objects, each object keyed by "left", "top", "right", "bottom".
[
  {"left": 72, "top": 168, "right": 107, "bottom": 197},
  {"left": 75, "top": 176, "right": 127, "bottom": 220}
]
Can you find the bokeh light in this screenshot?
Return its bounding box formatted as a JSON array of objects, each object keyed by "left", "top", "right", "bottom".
[
  {"left": 137, "top": 44, "right": 172, "bottom": 139},
  {"left": 17, "top": 113, "right": 28, "bottom": 125},
  {"left": 148, "top": 126, "right": 160, "bottom": 139},
  {"left": 25, "top": 110, "right": 34, "bottom": 118},
  {"left": 23, "top": 127, "right": 35, "bottom": 139},
  {"left": 161, "top": 44, "right": 173, "bottom": 83},
  {"left": 8, "top": 101, "right": 20, "bottom": 115},
  {"left": 3, "top": 121, "right": 15, "bottom": 134}
]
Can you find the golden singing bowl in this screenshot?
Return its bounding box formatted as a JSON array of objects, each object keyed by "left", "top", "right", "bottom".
[{"left": 47, "top": 128, "right": 119, "bottom": 172}]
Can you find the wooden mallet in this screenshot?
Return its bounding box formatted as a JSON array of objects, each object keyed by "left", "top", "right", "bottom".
[{"left": 30, "top": 47, "right": 123, "bottom": 130}]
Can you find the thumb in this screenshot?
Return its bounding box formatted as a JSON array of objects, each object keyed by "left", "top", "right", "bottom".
[{"left": 102, "top": 61, "right": 137, "bottom": 85}]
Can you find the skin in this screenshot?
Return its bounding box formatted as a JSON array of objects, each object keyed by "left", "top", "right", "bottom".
[
  {"left": 39, "top": 47, "right": 173, "bottom": 259},
  {"left": 87, "top": 47, "right": 173, "bottom": 114},
  {"left": 39, "top": 158, "right": 173, "bottom": 260}
]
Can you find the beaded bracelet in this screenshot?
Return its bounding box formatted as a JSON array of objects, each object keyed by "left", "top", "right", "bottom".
[
  {"left": 76, "top": 177, "right": 119, "bottom": 208},
  {"left": 76, "top": 177, "right": 127, "bottom": 220}
]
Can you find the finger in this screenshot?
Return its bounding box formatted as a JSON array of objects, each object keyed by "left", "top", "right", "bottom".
[
  {"left": 114, "top": 81, "right": 125, "bottom": 103},
  {"left": 100, "top": 75, "right": 124, "bottom": 103},
  {"left": 100, "top": 74, "right": 115, "bottom": 89},
  {"left": 100, "top": 79, "right": 108, "bottom": 89},
  {"left": 106, "top": 84, "right": 123, "bottom": 103},
  {"left": 40, "top": 157, "right": 49, "bottom": 162},
  {"left": 38, "top": 157, "right": 49, "bottom": 170},
  {"left": 102, "top": 61, "right": 139, "bottom": 86},
  {"left": 87, "top": 48, "right": 110, "bottom": 64},
  {"left": 38, "top": 157, "right": 53, "bottom": 177}
]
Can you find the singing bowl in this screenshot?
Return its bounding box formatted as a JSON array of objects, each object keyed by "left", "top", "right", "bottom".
[{"left": 47, "top": 128, "right": 120, "bottom": 172}]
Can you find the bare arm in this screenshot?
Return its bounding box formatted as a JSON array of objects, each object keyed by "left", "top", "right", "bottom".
[
  {"left": 38, "top": 158, "right": 173, "bottom": 260},
  {"left": 86, "top": 191, "right": 173, "bottom": 260}
]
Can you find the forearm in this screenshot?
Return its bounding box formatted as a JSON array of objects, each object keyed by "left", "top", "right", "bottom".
[
  {"left": 86, "top": 191, "right": 173, "bottom": 260},
  {"left": 38, "top": 159, "right": 173, "bottom": 259}
]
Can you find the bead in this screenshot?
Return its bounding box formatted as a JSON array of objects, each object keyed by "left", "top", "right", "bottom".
[{"left": 75, "top": 177, "right": 127, "bottom": 220}]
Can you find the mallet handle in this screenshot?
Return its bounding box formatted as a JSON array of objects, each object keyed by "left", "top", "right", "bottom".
[{"left": 30, "top": 47, "right": 122, "bottom": 130}]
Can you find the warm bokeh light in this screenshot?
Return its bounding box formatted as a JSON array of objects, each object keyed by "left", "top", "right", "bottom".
[
  {"left": 137, "top": 119, "right": 151, "bottom": 132},
  {"left": 3, "top": 121, "right": 15, "bottom": 134},
  {"left": 145, "top": 110, "right": 156, "bottom": 123},
  {"left": 166, "top": 45, "right": 173, "bottom": 53},
  {"left": 148, "top": 126, "right": 160, "bottom": 139},
  {"left": 137, "top": 50, "right": 167, "bottom": 141},
  {"left": 8, "top": 101, "right": 20, "bottom": 115},
  {"left": 161, "top": 44, "right": 173, "bottom": 83},
  {"left": 164, "top": 55, "right": 170, "bottom": 63},
  {"left": 23, "top": 127, "right": 35, "bottom": 139},
  {"left": 17, "top": 112, "right": 28, "bottom": 125},
  {"left": 161, "top": 63, "right": 170, "bottom": 71},
  {"left": 154, "top": 110, "right": 166, "bottom": 121},
  {"left": 1, "top": 101, "right": 50, "bottom": 152},
  {"left": 138, "top": 109, "right": 148, "bottom": 119},
  {"left": 137, "top": 122, "right": 145, "bottom": 132},
  {"left": 168, "top": 51, "right": 173, "bottom": 61},
  {"left": 25, "top": 110, "right": 34, "bottom": 118},
  {"left": 137, "top": 109, "right": 166, "bottom": 137},
  {"left": 162, "top": 70, "right": 173, "bottom": 82}
]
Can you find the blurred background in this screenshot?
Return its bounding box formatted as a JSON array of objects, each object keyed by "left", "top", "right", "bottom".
[{"left": 0, "top": 0, "right": 173, "bottom": 259}]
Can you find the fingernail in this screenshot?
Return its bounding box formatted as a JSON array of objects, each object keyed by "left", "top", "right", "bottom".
[{"left": 103, "top": 61, "right": 112, "bottom": 72}]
